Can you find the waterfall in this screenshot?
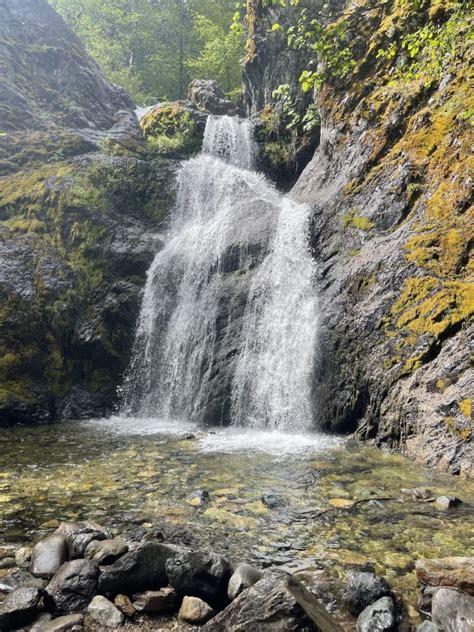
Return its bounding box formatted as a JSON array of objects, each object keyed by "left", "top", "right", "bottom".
[{"left": 122, "top": 115, "right": 318, "bottom": 432}]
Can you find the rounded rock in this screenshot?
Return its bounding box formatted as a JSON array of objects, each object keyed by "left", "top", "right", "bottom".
[
  {"left": 179, "top": 595, "right": 214, "bottom": 624},
  {"left": 344, "top": 572, "right": 392, "bottom": 615},
  {"left": 356, "top": 596, "right": 397, "bottom": 632},
  {"left": 88, "top": 595, "right": 124, "bottom": 628}
]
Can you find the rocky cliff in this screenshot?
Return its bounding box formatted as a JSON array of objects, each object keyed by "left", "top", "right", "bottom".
[
  {"left": 0, "top": 0, "right": 179, "bottom": 423},
  {"left": 244, "top": 0, "right": 473, "bottom": 476}
]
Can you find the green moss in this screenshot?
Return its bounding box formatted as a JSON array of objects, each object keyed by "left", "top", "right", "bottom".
[
  {"left": 141, "top": 103, "right": 203, "bottom": 157},
  {"left": 342, "top": 209, "right": 375, "bottom": 231}
]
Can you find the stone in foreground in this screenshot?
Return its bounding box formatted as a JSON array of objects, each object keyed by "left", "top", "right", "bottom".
[
  {"left": 114, "top": 594, "right": 135, "bottom": 617},
  {"left": 356, "top": 596, "right": 397, "bottom": 632},
  {"left": 204, "top": 570, "right": 343, "bottom": 632},
  {"left": 132, "top": 587, "right": 178, "bottom": 613},
  {"left": 42, "top": 613, "right": 84, "bottom": 631},
  {"left": 179, "top": 596, "right": 215, "bottom": 624},
  {"left": 227, "top": 563, "right": 263, "bottom": 601},
  {"left": 431, "top": 587, "right": 474, "bottom": 632},
  {"left": 88, "top": 595, "right": 124, "bottom": 628},
  {"left": 30, "top": 534, "right": 68, "bottom": 578},
  {"left": 46, "top": 559, "right": 99, "bottom": 613},
  {"left": 344, "top": 572, "right": 392, "bottom": 616},
  {"left": 415, "top": 557, "right": 474, "bottom": 595},
  {"left": 98, "top": 542, "right": 176, "bottom": 594},
  {"left": 166, "top": 550, "right": 231, "bottom": 607},
  {"left": 0, "top": 585, "right": 42, "bottom": 630}
]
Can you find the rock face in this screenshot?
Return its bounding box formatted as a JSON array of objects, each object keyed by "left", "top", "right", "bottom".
[
  {"left": 0, "top": 0, "right": 178, "bottom": 424},
  {"left": 243, "top": 0, "right": 473, "bottom": 476},
  {"left": 203, "top": 570, "right": 343, "bottom": 632}
]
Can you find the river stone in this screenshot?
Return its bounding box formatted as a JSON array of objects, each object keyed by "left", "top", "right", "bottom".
[
  {"left": 203, "top": 570, "right": 344, "bottom": 632},
  {"left": 84, "top": 538, "right": 128, "bottom": 565},
  {"left": 227, "top": 563, "right": 263, "bottom": 600},
  {"left": 15, "top": 547, "right": 32, "bottom": 568},
  {"left": 88, "top": 595, "right": 124, "bottom": 628},
  {"left": 42, "top": 613, "right": 84, "bottom": 631},
  {"left": 344, "top": 572, "right": 392, "bottom": 615},
  {"left": 166, "top": 549, "right": 231, "bottom": 607},
  {"left": 0, "top": 586, "right": 43, "bottom": 630},
  {"left": 29, "top": 612, "right": 53, "bottom": 631},
  {"left": 415, "top": 557, "right": 474, "bottom": 595},
  {"left": 114, "top": 594, "right": 135, "bottom": 618},
  {"left": 0, "top": 570, "right": 43, "bottom": 594},
  {"left": 46, "top": 559, "right": 99, "bottom": 613},
  {"left": 431, "top": 587, "right": 474, "bottom": 632},
  {"left": 30, "top": 534, "right": 68, "bottom": 578},
  {"left": 98, "top": 542, "right": 176, "bottom": 594},
  {"left": 416, "top": 622, "right": 439, "bottom": 631},
  {"left": 179, "top": 596, "right": 215, "bottom": 624},
  {"left": 132, "top": 587, "right": 178, "bottom": 613},
  {"left": 356, "top": 596, "right": 397, "bottom": 632}
]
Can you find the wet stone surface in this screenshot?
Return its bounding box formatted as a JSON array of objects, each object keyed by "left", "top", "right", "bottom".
[{"left": 0, "top": 418, "right": 473, "bottom": 621}]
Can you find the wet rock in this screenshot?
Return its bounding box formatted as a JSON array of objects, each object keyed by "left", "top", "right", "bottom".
[
  {"left": 400, "top": 488, "right": 433, "bottom": 501},
  {"left": 0, "top": 558, "right": 16, "bottom": 569},
  {"left": 227, "top": 563, "right": 263, "bottom": 600},
  {"left": 188, "top": 80, "right": 236, "bottom": 115},
  {"left": 431, "top": 587, "right": 474, "bottom": 632},
  {"left": 434, "top": 496, "right": 462, "bottom": 510},
  {"left": 0, "top": 570, "right": 43, "bottom": 594},
  {"left": 261, "top": 494, "right": 286, "bottom": 509},
  {"left": 187, "top": 490, "right": 211, "bottom": 507},
  {"left": 0, "top": 546, "right": 17, "bottom": 559},
  {"left": 84, "top": 538, "right": 128, "bottom": 565},
  {"left": 344, "top": 572, "right": 392, "bottom": 615},
  {"left": 98, "top": 542, "right": 176, "bottom": 594},
  {"left": 166, "top": 549, "right": 231, "bottom": 607},
  {"left": 15, "top": 548, "right": 32, "bottom": 568},
  {"left": 132, "top": 587, "right": 178, "bottom": 613},
  {"left": 46, "top": 559, "right": 99, "bottom": 613},
  {"left": 203, "top": 570, "right": 343, "bottom": 631},
  {"left": 416, "top": 621, "right": 439, "bottom": 632},
  {"left": 30, "top": 534, "right": 68, "bottom": 578},
  {"left": 0, "top": 586, "right": 43, "bottom": 630},
  {"left": 179, "top": 595, "right": 215, "bottom": 624},
  {"left": 356, "top": 596, "right": 397, "bottom": 632},
  {"left": 88, "top": 595, "right": 124, "bottom": 628},
  {"left": 114, "top": 594, "right": 135, "bottom": 618},
  {"left": 60, "top": 523, "right": 108, "bottom": 559},
  {"left": 42, "top": 613, "right": 84, "bottom": 631},
  {"left": 415, "top": 557, "right": 474, "bottom": 595}
]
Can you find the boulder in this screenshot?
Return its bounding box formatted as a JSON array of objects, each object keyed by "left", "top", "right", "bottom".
[
  {"left": 42, "top": 613, "right": 84, "bottom": 631},
  {"left": 203, "top": 570, "right": 343, "bottom": 632},
  {"left": 431, "top": 587, "right": 474, "bottom": 632},
  {"left": 88, "top": 595, "right": 124, "bottom": 628},
  {"left": 187, "top": 80, "right": 236, "bottom": 115},
  {"left": 98, "top": 542, "right": 176, "bottom": 595},
  {"left": 46, "top": 559, "right": 99, "bottom": 613},
  {"left": 132, "top": 587, "right": 178, "bottom": 613},
  {"left": 356, "top": 597, "right": 397, "bottom": 632},
  {"left": 179, "top": 596, "right": 215, "bottom": 624},
  {"left": 344, "top": 572, "right": 392, "bottom": 615},
  {"left": 166, "top": 549, "right": 231, "bottom": 607},
  {"left": 415, "top": 557, "right": 474, "bottom": 595},
  {"left": 227, "top": 563, "right": 263, "bottom": 600},
  {"left": 84, "top": 538, "right": 128, "bottom": 565},
  {"left": 30, "top": 534, "right": 68, "bottom": 578},
  {"left": 0, "top": 586, "right": 43, "bottom": 630}
]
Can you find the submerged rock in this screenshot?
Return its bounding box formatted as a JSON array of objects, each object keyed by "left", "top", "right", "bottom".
[
  {"left": 356, "top": 596, "right": 397, "bottom": 632},
  {"left": 344, "top": 572, "right": 392, "bottom": 615},
  {"left": 98, "top": 542, "right": 176, "bottom": 594},
  {"left": 204, "top": 570, "right": 343, "bottom": 631},
  {"left": 88, "top": 595, "right": 124, "bottom": 628},
  {"left": 431, "top": 588, "right": 474, "bottom": 632},
  {"left": 416, "top": 557, "right": 474, "bottom": 594},
  {"left": 0, "top": 586, "right": 43, "bottom": 630},
  {"left": 179, "top": 595, "right": 215, "bottom": 624},
  {"left": 30, "top": 534, "right": 68, "bottom": 578},
  {"left": 46, "top": 559, "right": 99, "bottom": 613},
  {"left": 166, "top": 549, "right": 231, "bottom": 607}
]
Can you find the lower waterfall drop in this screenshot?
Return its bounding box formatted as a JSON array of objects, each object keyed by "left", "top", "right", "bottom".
[{"left": 122, "top": 115, "right": 318, "bottom": 432}]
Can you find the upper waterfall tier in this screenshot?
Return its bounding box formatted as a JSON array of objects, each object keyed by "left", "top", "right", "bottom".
[{"left": 122, "top": 115, "right": 318, "bottom": 431}]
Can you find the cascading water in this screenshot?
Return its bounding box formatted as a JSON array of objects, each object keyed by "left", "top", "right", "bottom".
[{"left": 122, "top": 115, "right": 318, "bottom": 431}]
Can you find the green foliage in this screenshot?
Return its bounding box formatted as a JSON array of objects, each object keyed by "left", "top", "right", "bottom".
[{"left": 48, "top": 0, "right": 241, "bottom": 102}]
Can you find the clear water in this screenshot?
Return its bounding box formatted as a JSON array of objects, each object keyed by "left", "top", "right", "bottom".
[
  {"left": 0, "top": 418, "right": 472, "bottom": 625},
  {"left": 122, "top": 116, "right": 318, "bottom": 431}
]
